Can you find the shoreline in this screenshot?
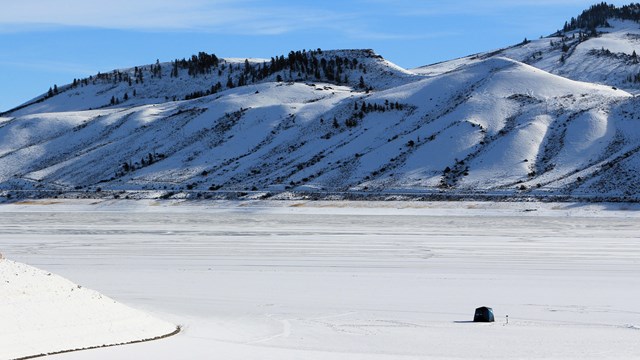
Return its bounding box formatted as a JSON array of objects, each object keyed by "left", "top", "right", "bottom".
[{"left": 0, "top": 197, "right": 639, "bottom": 217}]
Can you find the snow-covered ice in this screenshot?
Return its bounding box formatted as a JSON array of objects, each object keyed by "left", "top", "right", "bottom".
[{"left": 1, "top": 200, "right": 639, "bottom": 359}]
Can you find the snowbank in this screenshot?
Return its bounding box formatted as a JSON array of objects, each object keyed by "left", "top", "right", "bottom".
[{"left": 0, "top": 258, "right": 177, "bottom": 360}]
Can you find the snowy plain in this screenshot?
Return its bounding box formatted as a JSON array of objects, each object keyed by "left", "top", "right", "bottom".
[{"left": 1, "top": 200, "right": 639, "bottom": 359}]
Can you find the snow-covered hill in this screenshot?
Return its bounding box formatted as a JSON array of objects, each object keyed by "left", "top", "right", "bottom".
[
  {"left": 5, "top": 49, "right": 415, "bottom": 118},
  {"left": 3, "top": 13, "right": 640, "bottom": 201},
  {"left": 415, "top": 19, "right": 640, "bottom": 94},
  {"left": 0, "top": 258, "right": 177, "bottom": 360}
]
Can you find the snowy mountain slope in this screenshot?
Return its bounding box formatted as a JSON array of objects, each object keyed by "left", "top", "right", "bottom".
[
  {"left": 415, "top": 20, "right": 640, "bottom": 94},
  {"left": 1, "top": 54, "right": 639, "bottom": 200},
  {"left": 4, "top": 7, "right": 640, "bottom": 201},
  {"left": 0, "top": 258, "right": 177, "bottom": 360}
]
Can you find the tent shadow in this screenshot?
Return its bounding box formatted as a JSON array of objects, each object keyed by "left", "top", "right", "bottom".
[{"left": 453, "top": 320, "right": 475, "bottom": 324}]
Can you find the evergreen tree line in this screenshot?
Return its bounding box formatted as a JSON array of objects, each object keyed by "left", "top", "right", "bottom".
[
  {"left": 45, "top": 72, "right": 120, "bottom": 99},
  {"left": 64, "top": 68, "right": 144, "bottom": 91},
  {"left": 110, "top": 90, "right": 136, "bottom": 105},
  {"left": 626, "top": 72, "right": 640, "bottom": 83},
  {"left": 171, "top": 49, "right": 368, "bottom": 85},
  {"left": 45, "top": 49, "right": 377, "bottom": 104},
  {"left": 343, "top": 100, "right": 407, "bottom": 128},
  {"left": 176, "top": 49, "right": 373, "bottom": 100},
  {"left": 117, "top": 152, "right": 165, "bottom": 176},
  {"left": 171, "top": 52, "right": 220, "bottom": 77},
  {"left": 588, "top": 47, "right": 640, "bottom": 64},
  {"left": 354, "top": 99, "right": 405, "bottom": 113},
  {"left": 563, "top": 2, "right": 640, "bottom": 33}
]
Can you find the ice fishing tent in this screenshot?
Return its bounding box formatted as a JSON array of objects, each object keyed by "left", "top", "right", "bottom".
[{"left": 473, "top": 307, "right": 495, "bottom": 322}]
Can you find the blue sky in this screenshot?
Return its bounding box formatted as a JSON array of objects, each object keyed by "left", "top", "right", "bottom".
[{"left": 0, "top": 0, "right": 630, "bottom": 112}]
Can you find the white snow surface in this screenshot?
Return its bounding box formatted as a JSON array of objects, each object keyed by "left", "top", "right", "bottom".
[
  {"left": 0, "top": 257, "right": 176, "bottom": 360},
  {"left": 1, "top": 200, "right": 639, "bottom": 359}
]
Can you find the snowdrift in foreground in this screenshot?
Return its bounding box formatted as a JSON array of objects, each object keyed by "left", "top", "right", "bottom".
[{"left": 0, "top": 258, "right": 177, "bottom": 360}]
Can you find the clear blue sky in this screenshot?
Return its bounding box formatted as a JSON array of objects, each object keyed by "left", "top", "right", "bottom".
[{"left": 0, "top": 0, "right": 630, "bottom": 112}]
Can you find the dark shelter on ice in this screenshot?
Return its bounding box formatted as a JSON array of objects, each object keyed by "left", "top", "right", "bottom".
[{"left": 473, "top": 306, "right": 495, "bottom": 322}]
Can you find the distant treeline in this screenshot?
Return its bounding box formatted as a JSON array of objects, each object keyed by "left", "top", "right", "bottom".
[{"left": 563, "top": 2, "right": 640, "bottom": 32}]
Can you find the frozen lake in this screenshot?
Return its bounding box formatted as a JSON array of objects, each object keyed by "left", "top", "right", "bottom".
[{"left": 1, "top": 200, "right": 639, "bottom": 359}]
